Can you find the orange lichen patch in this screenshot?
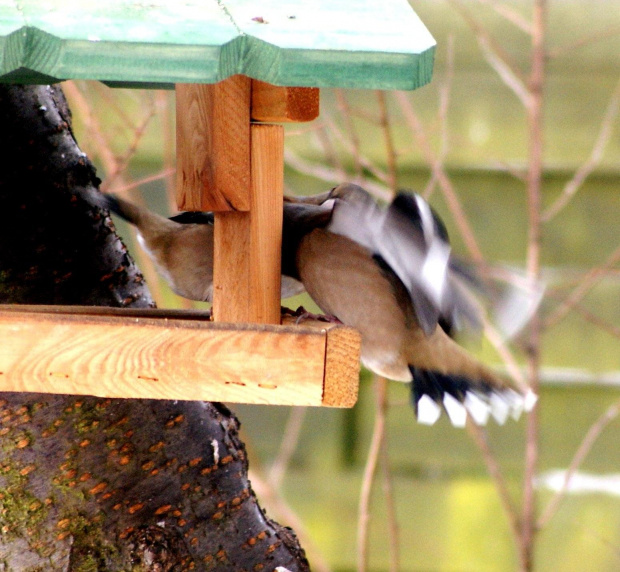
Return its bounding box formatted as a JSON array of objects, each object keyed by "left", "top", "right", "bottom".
[
  {"left": 212, "top": 512, "right": 224, "bottom": 521},
  {"left": 0, "top": 428, "right": 9, "bottom": 436},
  {"left": 148, "top": 441, "right": 165, "bottom": 453},
  {"left": 141, "top": 461, "right": 155, "bottom": 471},
  {"left": 57, "top": 531, "right": 71, "bottom": 541},
  {"left": 79, "top": 439, "right": 91, "bottom": 447},
  {"left": 128, "top": 502, "right": 144, "bottom": 514},
  {"left": 79, "top": 473, "right": 92, "bottom": 482},
  {"left": 111, "top": 415, "right": 129, "bottom": 427},
  {"left": 119, "top": 527, "right": 135, "bottom": 539},
  {"left": 188, "top": 457, "right": 202, "bottom": 467},
  {"left": 101, "top": 491, "right": 116, "bottom": 500},
  {"left": 220, "top": 455, "right": 233, "bottom": 465},
  {"left": 257, "top": 531, "right": 268, "bottom": 540},
  {"left": 231, "top": 497, "right": 242, "bottom": 507},
  {"left": 254, "top": 564, "right": 265, "bottom": 571},
  {"left": 124, "top": 429, "right": 134, "bottom": 438},
  {"left": 19, "top": 464, "right": 36, "bottom": 476},
  {"left": 64, "top": 469, "right": 77, "bottom": 479},
  {"left": 28, "top": 500, "right": 42, "bottom": 511},
  {"left": 57, "top": 518, "right": 71, "bottom": 529},
  {"left": 165, "top": 414, "right": 185, "bottom": 428},
  {"left": 154, "top": 504, "right": 172, "bottom": 515},
  {"left": 89, "top": 482, "right": 108, "bottom": 495},
  {"left": 216, "top": 549, "right": 227, "bottom": 561},
  {"left": 172, "top": 510, "right": 182, "bottom": 517},
  {"left": 15, "top": 406, "right": 28, "bottom": 415},
  {"left": 181, "top": 483, "right": 191, "bottom": 491},
  {"left": 119, "top": 456, "right": 131, "bottom": 466},
  {"left": 112, "top": 503, "right": 122, "bottom": 511},
  {"left": 16, "top": 437, "right": 30, "bottom": 449},
  {"left": 177, "top": 518, "right": 187, "bottom": 527},
  {"left": 200, "top": 466, "right": 214, "bottom": 475},
  {"left": 119, "top": 443, "right": 133, "bottom": 454},
  {"left": 150, "top": 468, "right": 159, "bottom": 476},
  {"left": 106, "top": 438, "right": 118, "bottom": 449},
  {"left": 247, "top": 537, "right": 257, "bottom": 546},
  {"left": 190, "top": 537, "right": 198, "bottom": 547},
  {"left": 53, "top": 418, "right": 64, "bottom": 427}
]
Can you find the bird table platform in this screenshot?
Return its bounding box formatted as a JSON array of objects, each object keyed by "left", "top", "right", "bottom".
[{"left": 0, "top": 0, "right": 435, "bottom": 407}]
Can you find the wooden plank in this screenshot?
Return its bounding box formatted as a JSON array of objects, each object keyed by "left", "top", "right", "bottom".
[
  {"left": 249, "top": 123, "right": 284, "bottom": 324},
  {"left": 0, "top": 1, "right": 435, "bottom": 91},
  {"left": 0, "top": 307, "right": 360, "bottom": 408},
  {"left": 212, "top": 211, "right": 252, "bottom": 322},
  {"left": 251, "top": 80, "right": 319, "bottom": 122},
  {"left": 176, "top": 76, "right": 251, "bottom": 212}
]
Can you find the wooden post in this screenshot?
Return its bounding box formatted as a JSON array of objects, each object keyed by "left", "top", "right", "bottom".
[{"left": 175, "top": 77, "right": 319, "bottom": 325}]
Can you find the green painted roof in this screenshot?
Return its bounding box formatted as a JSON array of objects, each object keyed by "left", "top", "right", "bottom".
[{"left": 0, "top": 0, "right": 435, "bottom": 90}]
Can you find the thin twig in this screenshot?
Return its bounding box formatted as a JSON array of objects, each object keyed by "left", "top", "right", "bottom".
[
  {"left": 357, "top": 376, "right": 388, "bottom": 572},
  {"left": 473, "top": 0, "right": 532, "bottom": 34},
  {"left": 520, "top": 1, "right": 547, "bottom": 569},
  {"left": 542, "top": 78, "right": 620, "bottom": 222},
  {"left": 449, "top": 0, "right": 532, "bottom": 108},
  {"left": 423, "top": 35, "right": 454, "bottom": 198},
  {"left": 376, "top": 91, "right": 398, "bottom": 192},
  {"left": 113, "top": 168, "right": 176, "bottom": 196},
  {"left": 320, "top": 109, "right": 392, "bottom": 188},
  {"left": 335, "top": 89, "right": 364, "bottom": 180},
  {"left": 548, "top": 24, "right": 620, "bottom": 59},
  {"left": 543, "top": 243, "right": 620, "bottom": 330},
  {"left": 269, "top": 407, "right": 307, "bottom": 490},
  {"left": 284, "top": 147, "right": 392, "bottom": 201},
  {"left": 467, "top": 423, "right": 522, "bottom": 541},
  {"left": 394, "top": 91, "right": 485, "bottom": 265},
  {"left": 537, "top": 398, "right": 620, "bottom": 529},
  {"left": 249, "top": 469, "right": 333, "bottom": 572}
]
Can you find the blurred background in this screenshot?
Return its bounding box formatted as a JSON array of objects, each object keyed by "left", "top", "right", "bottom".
[{"left": 64, "top": 1, "right": 620, "bottom": 570}]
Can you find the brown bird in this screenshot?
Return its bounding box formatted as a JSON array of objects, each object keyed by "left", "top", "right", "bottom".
[
  {"left": 284, "top": 184, "right": 536, "bottom": 426},
  {"left": 85, "top": 185, "right": 536, "bottom": 426},
  {"left": 84, "top": 190, "right": 304, "bottom": 302}
]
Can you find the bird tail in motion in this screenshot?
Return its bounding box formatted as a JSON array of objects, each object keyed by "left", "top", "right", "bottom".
[{"left": 409, "top": 366, "right": 536, "bottom": 428}]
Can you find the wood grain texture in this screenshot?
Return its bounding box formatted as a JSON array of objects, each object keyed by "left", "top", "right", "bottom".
[
  {"left": 251, "top": 80, "right": 319, "bottom": 122},
  {"left": 249, "top": 123, "right": 284, "bottom": 324},
  {"left": 212, "top": 211, "right": 251, "bottom": 322},
  {"left": 176, "top": 77, "right": 251, "bottom": 212},
  {"left": 0, "top": 307, "right": 360, "bottom": 408},
  {"left": 323, "top": 326, "right": 362, "bottom": 407}
]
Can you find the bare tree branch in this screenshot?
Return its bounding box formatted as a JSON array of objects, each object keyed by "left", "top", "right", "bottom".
[
  {"left": 543, "top": 243, "right": 620, "bottom": 330},
  {"left": 537, "top": 398, "right": 620, "bottom": 529},
  {"left": 548, "top": 24, "right": 620, "bottom": 58},
  {"left": 473, "top": 0, "right": 533, "bottom": 34},
  {"left": 357, "top": 376, "right": 388, "bottom": 572},
  {"left": 394, "top": 91, "right": 485, "bottom": 264},
  {"left": 269, "top": 407, "right": 308, "bottom": 490},
  {"left": 542, "top": 78, "right": 620, "bottom": 222},
  {"left": 448, "top": 0, "right": 532, "bottom": 108}
]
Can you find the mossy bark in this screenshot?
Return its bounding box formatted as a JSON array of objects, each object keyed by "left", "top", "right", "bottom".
[{"left": 0, "top": 84, "right": 309, "bottom": 572}]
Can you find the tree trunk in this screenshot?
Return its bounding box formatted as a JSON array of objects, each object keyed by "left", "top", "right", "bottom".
[{"left": 0, "top": 84, "right": 309, "bottom": 572}]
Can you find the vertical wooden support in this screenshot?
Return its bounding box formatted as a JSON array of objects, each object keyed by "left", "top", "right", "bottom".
[
  {"left": 176, "top": 76, "right": 251, "bottom": 211},
  {"left": 250, "top": 124, "right": 284, "bottom": 324}
]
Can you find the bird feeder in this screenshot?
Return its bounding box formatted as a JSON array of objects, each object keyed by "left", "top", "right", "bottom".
[{"left": 0, "top": 0, "right": 435, "bottom": 407}]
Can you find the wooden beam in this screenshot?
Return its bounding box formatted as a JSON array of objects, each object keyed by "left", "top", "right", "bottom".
[
  {"left": 176, "top": 76, "right": 251, "bottom": 212},
  {"left": 251, "top": 81, "right": 320, "bottom": 123},
  {"left": 249, "top": 123, "right": 283, "bottom": 324},
  {"left": 0, "top": 306, "right": 359, "bottom": 408}
]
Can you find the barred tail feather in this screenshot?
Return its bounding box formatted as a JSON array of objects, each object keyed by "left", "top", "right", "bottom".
[{"left": 409, "top": 367, "right": 537, "bottom": 427}]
